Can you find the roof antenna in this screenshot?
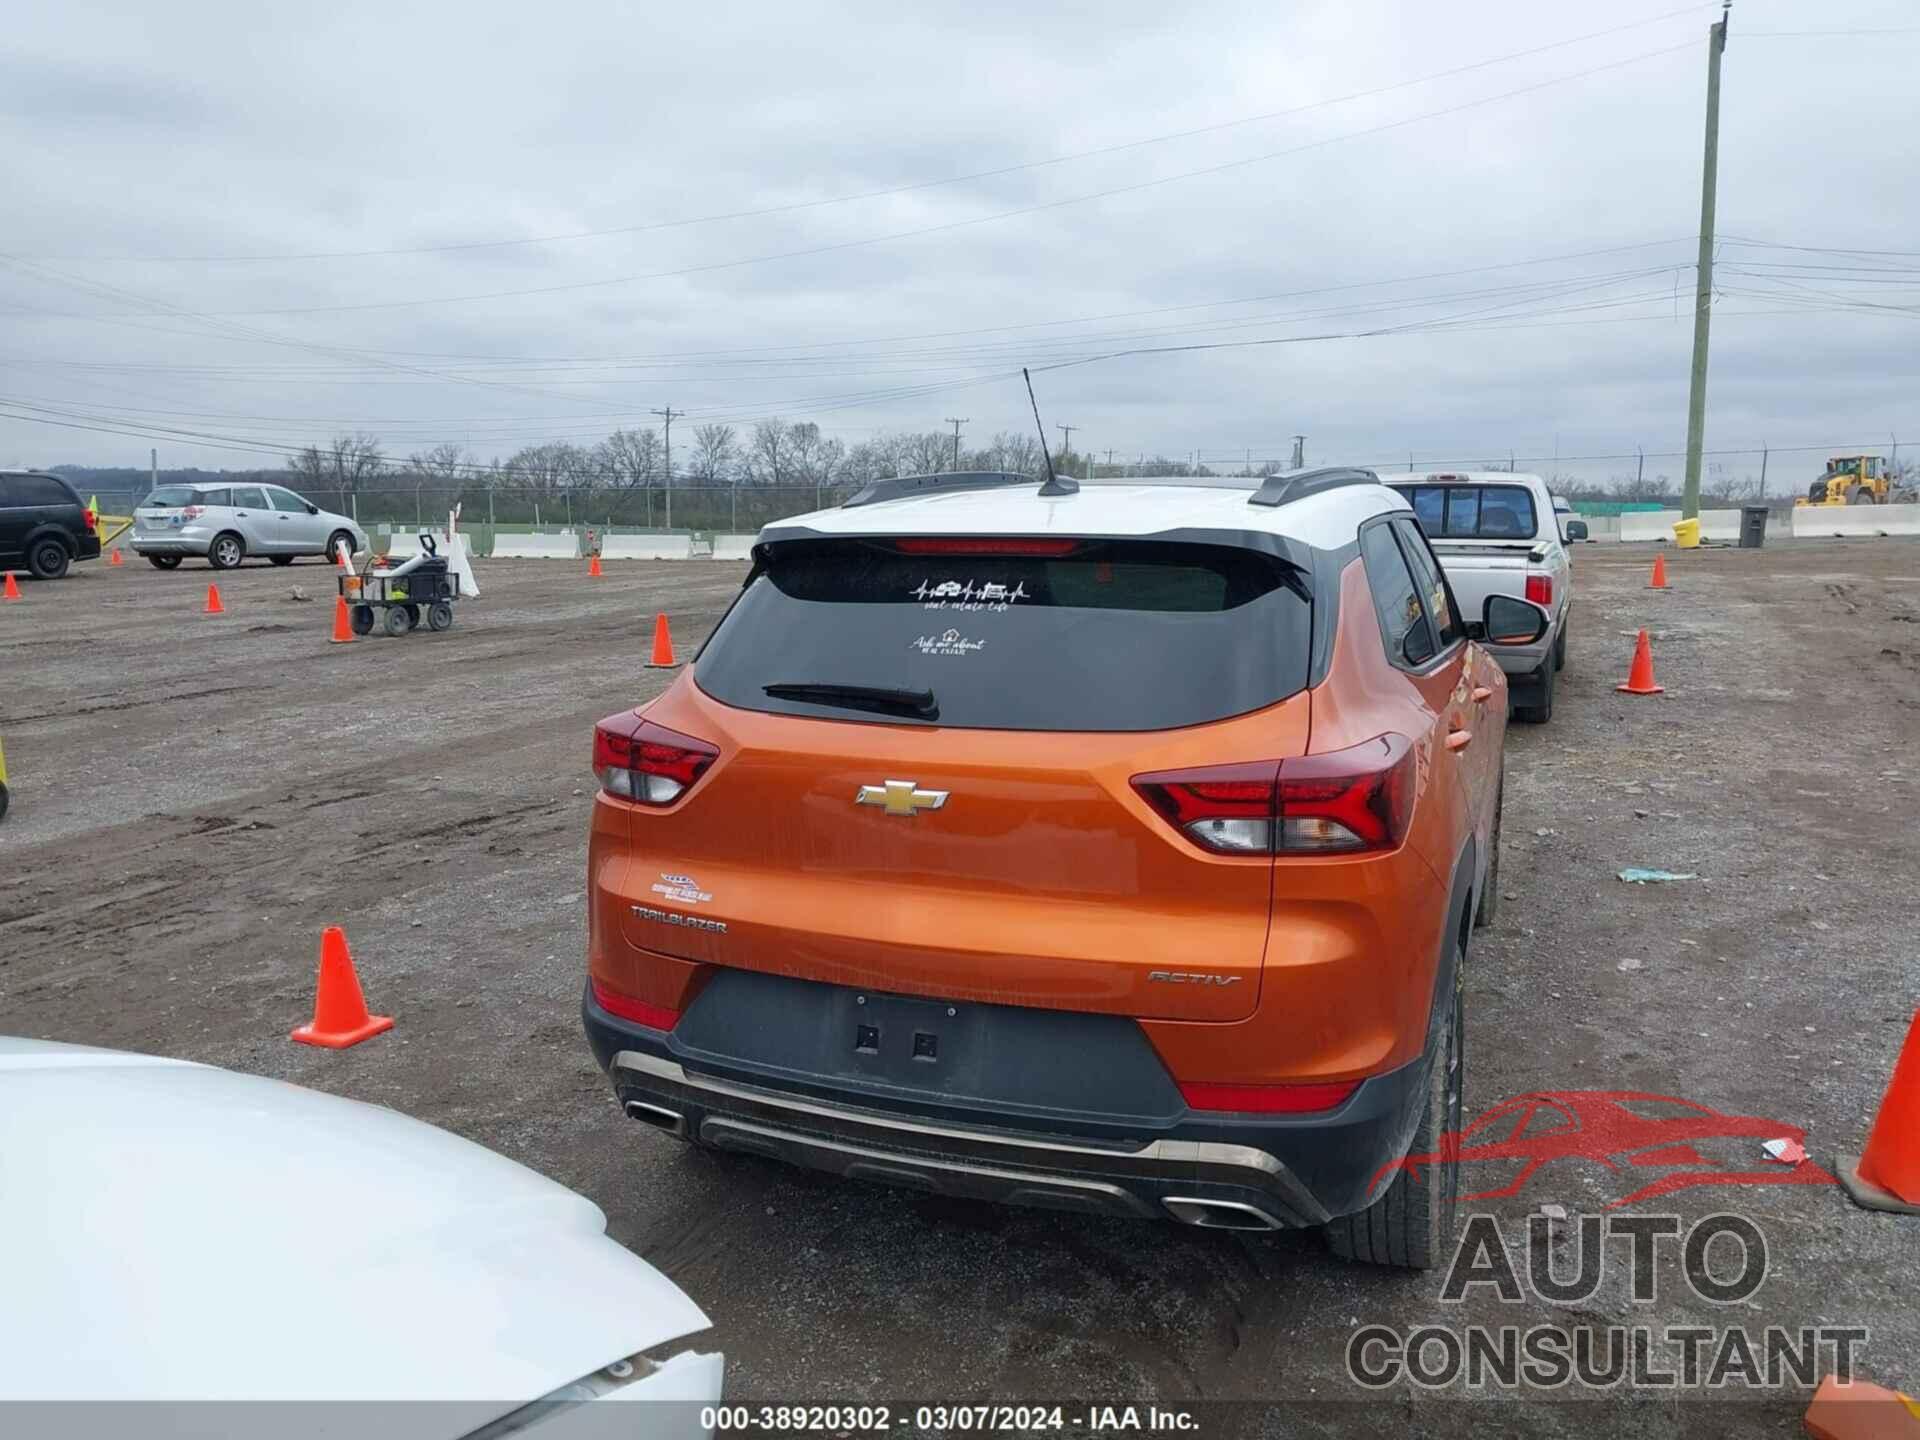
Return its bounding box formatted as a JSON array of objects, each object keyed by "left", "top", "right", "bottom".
[{"left": 1024, "top": 367, "right": 1079, "bottom": 497}]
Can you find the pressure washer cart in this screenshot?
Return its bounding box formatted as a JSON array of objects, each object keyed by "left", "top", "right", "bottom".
[{"left": 340, "top": 534, "right": 460, "bottom": 638}]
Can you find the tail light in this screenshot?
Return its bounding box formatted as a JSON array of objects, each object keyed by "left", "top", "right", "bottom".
[
  {"left": 83, "top": 508, "right": 97, "bottom": 531},
  {"left": 1131, "top": 734, "right": 1414, "bottom": 856},
  {"left": 1179, "top": 1079, "right": 1359, "bottom": 1114},
  {"left": 182, "top": 505, "right": 204, "bottom": 521},
  {"left": 593, "top": 712, "right": 718, "bottom": 806},
  {"left": 590, "top": 977, "right": 681, "bottom": 1031},
  {"left": 1525, "top": 574, "right": 1553, "bottom": 607}
]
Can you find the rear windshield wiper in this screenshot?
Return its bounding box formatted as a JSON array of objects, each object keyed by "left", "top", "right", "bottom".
[{"left": 763, "top": 682, "right": 939, "bottom": 721}]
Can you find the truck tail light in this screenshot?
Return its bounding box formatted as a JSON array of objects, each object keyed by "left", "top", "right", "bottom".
[
  {"left": 1179, "top": 1079, "right": 1360, "bottom": 1114},
  {"left": 593, "top": 712, "right": 719, "bottom": 806},
  {"left": 1131, "top": 735, "right": 1413, "bottom": 856},
  {"left": 590, "top": 977, "right": 681, "bottom": 1031},
  {"left": 1525, "top": 574, "right": 1553, "bottom": 607}
]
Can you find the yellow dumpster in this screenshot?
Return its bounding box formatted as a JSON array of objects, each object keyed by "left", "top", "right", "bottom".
[{"left": 1672, "top": 517, "right": 1702, "bottom": 549}]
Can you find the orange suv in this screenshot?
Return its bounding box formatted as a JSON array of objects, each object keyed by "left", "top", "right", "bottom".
[{"left": 583, "top": 468, "right": 1548, "bottom": 1267}]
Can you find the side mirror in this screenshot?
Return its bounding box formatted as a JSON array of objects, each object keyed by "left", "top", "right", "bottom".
[
  {"left": 1482, "top": 594, "right": 1550, "bottom": 646},
  {"left": 306, "top": 504, "right": 320, "bottom": 515},
  {"left": 1564, "top": 519, "right": 1589, "bottom": 542}
]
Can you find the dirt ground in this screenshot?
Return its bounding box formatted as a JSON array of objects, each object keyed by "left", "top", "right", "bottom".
[{"left": 3, "top": 540, "right": 1916, "bottom": 1437}]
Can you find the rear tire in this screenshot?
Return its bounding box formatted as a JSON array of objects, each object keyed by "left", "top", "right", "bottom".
[
  {"left": 349, "top": 605, "right": 375, "bottom": 635},
  {"left": 1513, "top": 654, "right": 1554, "bottom": 724},
  {"left": 1324, "top": 955, "right": 1463, "bottom": 1269},
  {"left": 383, "top": 604, "right": 414, "bottom": 637},
  {"left": 1847, "top": 485, "right": 1870, "bottom": 505},
  {"left": 209, "top": 532, "right": 244, "bottom": 570},
  {"left": 327, "top": 530, "right": 355, "bottom": 565},
  {"left": 27, "top": 538, "right": 71, "bottom": 580},
  {"left": 426, "top": 601, "right": 454, "bottom": 631},
  {"left": 147, "top": 554, "right": 182, "bottom": 570}
]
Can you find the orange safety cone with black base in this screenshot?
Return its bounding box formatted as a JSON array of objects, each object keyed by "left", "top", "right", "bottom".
[
  {"left": 1648, "top": 552, "right": 1669, "bottom": 589},
  {"left": 205, "top": 583, "right": 225, "bottom": 615},
  {"left": 1837, "top": 1006, "right": 1920, "bottom": 1216},
  {"left": 589, "top": 554, "right": 603, "bottom": 578},
  {"left": 329, "top": 595, "right": 356, "bottom": 645},
  {"left": 2, "top": 572, "right": 19, "bottom": 602},
  {"left": 109, "top": 548, "right": 125, "bottom": 567},
  {"left": 1615, "top": 628, "right": 1664, "bottom": 695},
  {"left": 1804, "top": 1374, "right": 1920, "bottom": 1440},
  {"left": 292, "top": 926, "right": 394, "bottom": 1049},
  {"left": 646, "top": 612, "right": 679, "bottom": 667}
]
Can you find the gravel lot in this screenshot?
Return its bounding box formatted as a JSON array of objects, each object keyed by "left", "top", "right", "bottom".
[{"left": 3, "top": 540, "right": 1915, "bottom": 1436}]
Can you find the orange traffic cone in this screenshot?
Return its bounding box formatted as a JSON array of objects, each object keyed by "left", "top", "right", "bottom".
[
  {"left": 1615, "top": 628, "right": 1664, "bottom": 695},
  {"left": 329, "top": 595, "right": 356, "bottom": 645},
  {"left": 646, "top": 612, "right": 679, "bottom": 668},
  {"left": 1803, "top": 1375, "right": 1920, "bottom": 1439},
  {"left": 589, "top": 554, "right": 603, "bottom": 578},
  {"left": 109, "top": 548, "right": 125, "bottom": 567},
  {"left": 2, "top": 572, "right": 19, "bottom": 602},
  {"left": 1838, "top": 1007, "right": 1920, "bottom": 1216},
  {"left": 291, "top": 926, "right": 394, "bottom": 1049},
  {"left": 205, "top": 583, "right": 225, "bottom": 615},
  {"left": 1648, "top": 552, "right": 1669, "bottom": 589}
]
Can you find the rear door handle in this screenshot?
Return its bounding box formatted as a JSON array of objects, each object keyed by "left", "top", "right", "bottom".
[
  {"left": 1472, "top": 686, "right": 1494, "bottom": 703},
  {"left": 1446, "top": 730, "right": 1473, "bottom": 751}
]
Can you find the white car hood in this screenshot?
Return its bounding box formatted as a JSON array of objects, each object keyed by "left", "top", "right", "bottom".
[{"left": 0, "top": 1038, "right": 711, "bottom": 1410}]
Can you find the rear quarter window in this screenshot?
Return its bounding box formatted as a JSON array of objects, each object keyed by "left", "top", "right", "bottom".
[
  {"left": 694, "top": 538, "right": 1313, "bottom": 732},
  {"left": 4, "top": 475, "right": 77, "bottom": 507}
]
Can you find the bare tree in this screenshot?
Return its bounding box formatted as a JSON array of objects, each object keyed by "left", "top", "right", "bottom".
[
  {"left": 504, "top": 442, "right": 592, "bottom": 497},
  {"left": 687, "top": 424, "right": 738, "bottom": 482},
  {"left": 324, "top": 432, "right": 385, "bottom": 491},
  {"left": 595, "top": 428, "right": 661, "bottom": 490},
  {"left": 405, "top": 442, "right": 471, "bottom": 484},
  {"left": 746, "top": 419, "right": 794, "bottom": 486},
  {"left": 286, "top": 446, "right": 330, "bottom": 490}
]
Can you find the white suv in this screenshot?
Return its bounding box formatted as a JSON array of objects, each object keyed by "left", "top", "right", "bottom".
[{"left": 131, "top": 481, "right": 366, "bottom": 570}]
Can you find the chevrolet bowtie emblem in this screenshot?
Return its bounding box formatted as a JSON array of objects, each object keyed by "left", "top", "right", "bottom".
[{"left": 855, "top": 779, "right": 949, "bottom": 817}]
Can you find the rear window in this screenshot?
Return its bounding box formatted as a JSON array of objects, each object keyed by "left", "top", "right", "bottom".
[
  {"left": 143, "top": 487, "right": 200, "bottom": 507},
  {"left": 1392, "top": 484, "right": 1538, "bottom": 540},
  {"left": 694, "top": 538, "right": 1312, "bottom": 732}
]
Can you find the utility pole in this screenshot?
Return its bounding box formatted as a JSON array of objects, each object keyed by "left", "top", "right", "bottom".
[
  {"left": 150, "top": 447, "right": 158, "bottom": 494},
  {"left": 1056, "top": 424, "right": 1076, "bottom": 471},
  {"left": 1759, "top": 444, "right": 1769, "bottom": 497},
  {"left": 1290, "top": 435, "right": 1305, "bottom": 470},
  {"left": 944, "top": 417, "right": 969, "bottom": 471},
  {"left": 651, "top": 406, "right": 681, "bottom": 530},
  {"left": 1681, "top": 1, "right": 1732, "bottom": 521}
]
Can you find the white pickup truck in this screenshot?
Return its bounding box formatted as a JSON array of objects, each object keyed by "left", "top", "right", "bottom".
[{"left": 1387, "top": 471, "right": 1583, "bottom": 724}]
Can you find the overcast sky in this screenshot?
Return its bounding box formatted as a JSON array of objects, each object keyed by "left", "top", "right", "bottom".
[{"left": 4, "top": 0, "right": 1917, "bottom": 489}]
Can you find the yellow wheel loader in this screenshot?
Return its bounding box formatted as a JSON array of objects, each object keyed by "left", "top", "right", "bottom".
[{"left": 1797, "top": 455, "right": 1916, "bottom": 507}]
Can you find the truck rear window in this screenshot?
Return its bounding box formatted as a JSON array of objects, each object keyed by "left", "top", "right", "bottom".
[
  {"left": 1392, "top": 484, "right": 1538, "bottom": 540},
  {"left": 694, "top": 538, "right": 1312, "bottom": 732}
]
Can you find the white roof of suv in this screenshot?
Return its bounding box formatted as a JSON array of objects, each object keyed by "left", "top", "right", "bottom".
[{"left": 763, "top": 473, "right": 1411, "bottom": 552}]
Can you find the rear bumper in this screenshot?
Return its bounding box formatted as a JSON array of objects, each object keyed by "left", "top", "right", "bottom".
[
  {"left": 584, "top": 980, "right": 1428, "bottom": 1230},
  {"left": 129, "top": 535, "right": 207, "bottom": 556}
]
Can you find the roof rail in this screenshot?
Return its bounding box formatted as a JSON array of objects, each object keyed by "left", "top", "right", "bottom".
[
  {"left": 841, "top": 471, "right": 1037, "bottom": 510},
  {"left": 1248, "top": 466, "right": 1382, "bottom": 509}
]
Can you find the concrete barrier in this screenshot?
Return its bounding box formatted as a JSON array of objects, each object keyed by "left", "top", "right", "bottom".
[
  {"left": 1615, "top": 508, "right": 1742, "bottom": 543},
  {"left": 386, "top": 530, "right": 472, "bottom": 559},
  {"left": 710, "top": 534, "right": 756, "bottom": 561},
  {"left": 491, "top": 531, "right": 581, "bottom": 559},
  {"left": 603, "top": 534, "right": 694, "bottom": 560},
  {"left": 1790, "top": 505, "right": 1920, "bottom": 540}
]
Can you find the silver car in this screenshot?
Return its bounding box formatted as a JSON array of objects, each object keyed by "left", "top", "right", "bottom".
[{"left": 131, "top": 480, "right": 367, "bottom": 570}]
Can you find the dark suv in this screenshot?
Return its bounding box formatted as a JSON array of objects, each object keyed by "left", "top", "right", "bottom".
[{"left": 0, "top": 472, "right": 102, "bottom": 580}]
